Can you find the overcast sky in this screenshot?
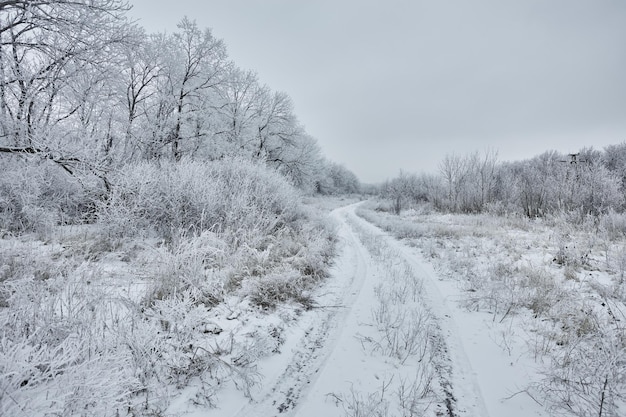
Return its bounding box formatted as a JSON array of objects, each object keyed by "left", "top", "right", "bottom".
[{"left": 128, "top": 0, "right": 626, "bottom": 183}]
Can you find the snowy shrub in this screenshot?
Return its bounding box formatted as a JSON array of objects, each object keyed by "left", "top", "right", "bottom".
[
  {"left": 532, "top": 299, "right": 626, "bottom": 417},
  {"left": 122, "top": 291, "right": 262, "bottom": 412},
  {"left": 600, "top": 209, "right": 626, "bottom": 240},
  {"left": 61, "top": 229, "right": 124, "bottom": 262},
  {"left": 0, "top": 266, "right": 140, "bottom": 416},
  {"left": 370, "top": 300, "right": 433, "bottom": 365},
  {"left": 553, "top": 234, "right": 592, "bottom": 269},
  {"left": 518, "top": 266, "right": 564, "bottom": 317},
  {"left": 0, "top": 163, "right": 55, "bottom": 235},
  {"left": 396, "top": 369, "right": 436, "bottom": 417},
  {"left": 1, "top": 157, "right": 336, "bottom": 414},
  {"left": 462, "top": 262, "right": 565, "bottom": 321},
  {"left": 143, "top": 294, "right": 224, "bottom": 386},
  {"left": 99, "top": 158, "right": 334, "bottom": 309},
  {"left": 336, "top": 384, "right": 391, "bottom": 417},
  {"left": 145, "top": 230, "right": 227, "bottom": 306},
  {"left": 0, "top": 159, "right": 95, "bottom": 235},
  {"left": 0, "top": 265, "right": 261, "bottom": 415},
  {"left": 249, "top": 218, "right": 336, "bottom": 307},
  {"left": 98, "top": 158, "right": 302, "bottom": 242},
  {"left": 287, "top": 219, "right": 336, "bottom": 279},
  {"left": 244, "top": 267, "right": 313, "bottom": 309},
  {"left": 0, "top": 335, "right": 137, "bottom": 417}
]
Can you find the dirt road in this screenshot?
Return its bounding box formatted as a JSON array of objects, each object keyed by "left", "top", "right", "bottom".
[{"left": 206, "top": 202, "right": 544, "bottom": 417}]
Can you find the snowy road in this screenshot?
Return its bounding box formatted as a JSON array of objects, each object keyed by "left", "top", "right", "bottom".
[{"left": 202, "top": 202, "right": 546, "bottom": 417}]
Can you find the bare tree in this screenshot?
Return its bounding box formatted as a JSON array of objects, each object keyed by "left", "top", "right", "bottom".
[
  {"left": 253, "top": 90, "right": 298, "bottom": 160},
  {"left": 115, "top": 29, "right": 161, "bottom": 162},
  {"left": 214, "top": 68, "right": 264, "bottom": 157},
  {"left": 316, "top": 160, "right": 361, "bottom": 195},
  {"left": 0, "top": 0, "right": 136, "bottom": 189},
  {"left": 474, "top": 149, "right": 499, "bottom": 210},
  {"left": 153, "top": 17, "right": 229, "bottom": 161},
  {"left": 439, "top": 153, "right": 469, "bottom": 212},
  {"left": 0, "top": 0, "right": 133, "bottom": 149}
]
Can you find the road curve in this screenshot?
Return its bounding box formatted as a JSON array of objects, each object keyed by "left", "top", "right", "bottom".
[{"left": 216, "top": 202, "right": 490, "bottom": 417}]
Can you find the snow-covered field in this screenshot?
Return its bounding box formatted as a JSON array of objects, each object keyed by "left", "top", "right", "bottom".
[
  {"left": 2, "top": 198, "right": 625, "bottom": 416},
  {"left": 169, "top": 202, "right": 531, "bottom": 416},
  {"left": 355, "top": 201, "right": 626, "bottom": 417},
  {"left": 191, "top": 200, "right": 625, "bottom": 417}
]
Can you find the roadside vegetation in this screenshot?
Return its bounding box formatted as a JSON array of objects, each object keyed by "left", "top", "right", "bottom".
[
  {"left": 366, "top": 146, "right": 626, "bottom": 417},
  {"left": 0, "top": 158, "right": 342, "bottom": 415}
]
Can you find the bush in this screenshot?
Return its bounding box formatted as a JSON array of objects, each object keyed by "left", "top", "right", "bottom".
[
  {"left": 600, "top": 209, "right": 626, "bottom": 240},
  {"left": 244, "top": 267, "right": 313, "bottom": 309},
  {"left": 145, "top": 230, "right": 227, "bottom": 306},
  {"left": 0, "top": 266, "right": 139, "bottom": 416},
  {"left": 0, "top": 157, "right": 337, "bottom": 413},
  {"left": 98, "top": 158, "right": 302, "bottom": 242},
  {"left": 533, "top": 299, "right": 626, "bottom": 417},
  {"left": 99, "top": 158, "right": 335, "bottom": 308},
  {"left": 0, "top": 158, "right": 95, "bottom": 235}
]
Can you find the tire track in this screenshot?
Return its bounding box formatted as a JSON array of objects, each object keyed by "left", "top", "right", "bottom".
[
  {"left": 226, "top": 202, "right": 488, "bottom": 417},
  {"left": 349, "top": 205, "right": 490, "bottom": 417},
  {"left": 230, "top": 205, "right": 371, "bottom": 417}
]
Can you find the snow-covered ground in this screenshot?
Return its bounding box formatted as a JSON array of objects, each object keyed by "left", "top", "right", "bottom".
[
  {"left": 4, "top": 198, "right": 623, "bottom": 416},
  {"left": 179, "top": 202, "right": 553, "bottom": 417},
  {"left": 355, "top": 202, "right": 626, "bottom": 417}
]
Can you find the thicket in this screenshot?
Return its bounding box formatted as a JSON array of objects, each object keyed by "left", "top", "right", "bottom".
[
  {"left": 0, "top": 2, "right": 360, "bottom": 195},
  {"left": 381, "top": 146, "right": 625, "bottom": 221},
  {"left": 0, "top": 158, "right": 335, "bottom": 416}
]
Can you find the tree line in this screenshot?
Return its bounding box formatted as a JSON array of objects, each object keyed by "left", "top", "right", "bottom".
[
  {"left": 0, "top": 0, "right": 359, "bottom": 196},
  {"left": 382, "top": 145, "right": 626, "bottom": 220}
]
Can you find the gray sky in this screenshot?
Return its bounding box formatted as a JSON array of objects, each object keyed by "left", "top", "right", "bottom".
[{"left": 128, "top": 0, "right": 626, "bottom": 183}]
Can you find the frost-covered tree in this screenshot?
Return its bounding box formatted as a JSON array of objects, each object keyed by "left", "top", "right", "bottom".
[
  {"left": 253, "top": 90, "right": 298, "bottom": 159},
  {"left": 0, "top": 0, "right": 133, "bottom": 152},
  {"left": 212, "top": 68, "right": 263, "bottom": 158},
  {"left": 488, "top": 148, "right": 622, "bottom": 219},
  {"left": 510, "top": 151, "right": 559, "bottom": 217},
  {"left": 464, "top": 149, "right": 499, "bottom": 212},
  {"left": 144, "top": 18, "right": 229, "bottom": 161},
  {"left": 439, "top": 153, "right": 469, "bottom": 212},
  {"left": 316, "top": 161, "right": 361, "bottom": 195},
  {"left": 562, "top": 155, "right": 622, "bottom": 218},
  {"left": 438, "top": 150, "right": 498, "bottom": 213},
  {"left": 381, "top": 171, "right": 443, "bottom": 214},
  {"left": 603, "top": 142, "right": 626, "bottom": 192},
  {"left": 116, "top": 29, "right": 161, "bottom": 162}
]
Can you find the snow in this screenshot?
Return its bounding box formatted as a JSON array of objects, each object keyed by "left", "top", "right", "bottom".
[
  {"left": 295, "top": 207, "right": 390, "bottom": 417},
  {"left": 193, "top": 204, "right": 374, "bottom": 416},
  {"left": 344, "top": 204, "right": 547, "bottom": 417},
  {"left": 383, "top": 233, "right": 547, "bottom": 417},
  {"left": 175, "top": 201, "right": 551, "bottom": 416},
  {"left": 6, "top": 197, "right": 622, "bottom": 416}
]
